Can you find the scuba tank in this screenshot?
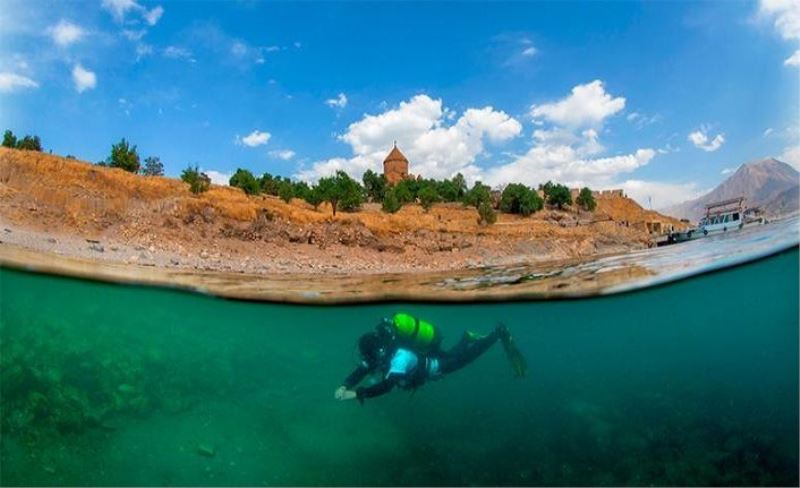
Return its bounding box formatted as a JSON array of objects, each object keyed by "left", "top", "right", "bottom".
[{"left": 378, "top": 312, "right": 441, "bottom": 351}]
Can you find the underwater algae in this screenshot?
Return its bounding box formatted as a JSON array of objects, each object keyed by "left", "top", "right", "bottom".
[{"left": 0, "top": 247, "right": 797, "bottom": 486}]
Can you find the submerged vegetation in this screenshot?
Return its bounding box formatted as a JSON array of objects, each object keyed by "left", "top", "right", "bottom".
[{"left": 0, "top": 247, "right": 797, "bottom": 486}]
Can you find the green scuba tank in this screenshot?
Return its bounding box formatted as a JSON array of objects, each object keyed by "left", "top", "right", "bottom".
[{"left": 389, "top": 312, "right": 440, "bottom": 350}]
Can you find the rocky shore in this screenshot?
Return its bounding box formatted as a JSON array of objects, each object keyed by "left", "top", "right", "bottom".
[{"left": 0, "top": 147, "right": 684, "bottom": 277}]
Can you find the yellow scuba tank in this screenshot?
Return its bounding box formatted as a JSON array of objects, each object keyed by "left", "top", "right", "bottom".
[{"left": 389, "top": 312, "right": 439, "bottom": 350}]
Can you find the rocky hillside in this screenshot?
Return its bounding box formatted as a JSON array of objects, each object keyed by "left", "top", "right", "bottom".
[
  {"left": 665, "top": 158, "right": 799, "bottom": 220},
  {"left": 0, "top": 147, "right": 683, "bottom": 274}
]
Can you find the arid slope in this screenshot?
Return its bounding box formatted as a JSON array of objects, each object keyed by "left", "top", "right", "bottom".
[{"left": 0, "top": 147, "right": 684, "bottom": 274}]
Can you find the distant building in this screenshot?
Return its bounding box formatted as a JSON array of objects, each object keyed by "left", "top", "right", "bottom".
[{"left": 383, "top": 142, "right": 410, "bottom": 185}]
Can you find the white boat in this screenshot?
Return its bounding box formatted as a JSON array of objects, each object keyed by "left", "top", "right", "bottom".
[{"left": 670, "top": 197, "right": 766, "bottom": 242}]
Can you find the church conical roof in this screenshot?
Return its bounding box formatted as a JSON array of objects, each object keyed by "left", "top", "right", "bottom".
[{"left": 383, "top": 144, "right": 408, "bottom": 164}]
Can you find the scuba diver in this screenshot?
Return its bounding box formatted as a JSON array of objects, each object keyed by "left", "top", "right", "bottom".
[{"left": 334, "top": 312, "right": 527, "bottom": 403}]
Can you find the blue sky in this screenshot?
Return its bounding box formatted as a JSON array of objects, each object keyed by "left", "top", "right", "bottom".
[{"left": 1, "top": 0, "right": 798, "bottom": 208}]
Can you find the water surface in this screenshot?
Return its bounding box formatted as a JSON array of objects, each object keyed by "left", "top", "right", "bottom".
[{"left": 0, "top": 229, "right": 798, "bottom": 486}]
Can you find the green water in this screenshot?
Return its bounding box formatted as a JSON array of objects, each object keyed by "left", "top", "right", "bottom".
[{"left": 1, "top": 249, "right": 798, "bottom": 486}]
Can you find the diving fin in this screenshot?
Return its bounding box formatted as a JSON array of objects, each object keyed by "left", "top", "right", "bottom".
[{"left": 499, "top": 327, "right": 527, "bottom": 378}]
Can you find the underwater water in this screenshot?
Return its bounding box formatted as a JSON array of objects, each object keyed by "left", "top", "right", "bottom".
[{"left": 0, "top": 246, "right": 798, "bottom": 486}]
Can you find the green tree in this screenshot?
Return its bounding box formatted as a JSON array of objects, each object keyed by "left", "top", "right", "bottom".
[
  {"left": 181, "top": 165, "right": 211, "bottom": 194},
  {"left": 260, "top": 173, "right": 280, "bottom": 195},
  {"left": 16, "top": 135, "right": 42, "bottom": 151},
  {"left": 500, "top": 183, "right": 543, "bottom": 216},
  {"left": 546, "top": 183, "right": 572, "bottom": 209},
  {"left": 452, "top": 173, "right": 467, "bottom": 200},
  {"left": 463, "top": 181, "right": 492, "bottom": 208},
  {"left": 362, "top": 169, "right": 387, "bottom": 202},
  {"left": 418, "top": 185, "right": 440, "bottom": 211},
  {"left": 393, "top": 179, "right": 416, "bottom": 204},
  {"left": 229, "top": 168, "right": 260, "bottom": 195},
  {"left": 107, "top": 138, "right": 140, "bottom": 173},
  {"left": 317, "top": 170, "right": 363, "bottom": 216},
  {"left": 477, "top": 201, "right": 496, "bottom": 225},
  {"left": 539, "top": 180, "right": 555, "bottom": 199},
  {"left": 278, "top": 179, "right": 294, "bottom": 203},
  {"left": 304, "top": 185, "right": 324, "bottom": 210},
  {"left": 576, "top": 187, "right": 597, "bottom": 211},
  {"left": 142, "top": 156, "right": 164, "bottom": 176},
  {"left": 2, "top": 130, "right": 17, "bottom": 148},
  {"left": 292, "top": 181, "right": 311, "bottom": 201},
  {"left": 382, "top": 188, "right": 402, "bottom": 213}
]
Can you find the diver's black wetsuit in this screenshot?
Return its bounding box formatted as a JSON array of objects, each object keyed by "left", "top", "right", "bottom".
[{"left": 343, "top": 328, "right": 502, "bottom": 402}]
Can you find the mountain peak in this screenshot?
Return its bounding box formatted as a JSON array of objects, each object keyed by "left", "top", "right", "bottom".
[{"left": 664, "top": 157, "right": 798, "bottom": 220}]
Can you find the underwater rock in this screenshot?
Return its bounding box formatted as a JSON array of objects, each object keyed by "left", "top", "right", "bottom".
[{"left": 197, "top": 444, "right": 216, "bottom": 457}]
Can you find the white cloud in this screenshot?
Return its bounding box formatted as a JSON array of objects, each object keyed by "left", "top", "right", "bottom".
[
  {"left": 144, "top": 5, "right": 163, "bottom": 26},
  {"left": 521, "top": 46, "right": 537, "bottom": 57},
  {"left": 204, "top": 170, "right": 232, "bottom": 186},
  {"left": 238, "top": 130, "right": 271, "bottom": 147},
  {"left": 231, "top": 41, "right": 247, "bottom": 57},
  {"left": 102, "top": 0, "right": 138, "bottom": 21},
  {"left": 784, "top": 49, "right": 800, "bottom": 66},
  {"left": 269, "top": 149, "right": 296, "bottom": 160},
  {"left": 102, "top": 0, "right": 163, "bottom": 25},
  {"left": 779, "top": 145, "right": 800, "bottom": 169},
  {"left": 620, "top": 180, "right": 706, "bottom": 210},
  {"left": 486, "top": 143, "right": 656, "bottom": 189},
  {"left": 763, "top": 127, "right": 775, "bottom": 136},
  {"left": 123, "top": 29, "right": 147, "bottom": 41},
  {"left": 298, "top": 94, "right": 522, "bottom": 181},
  {"left": 759, "top": 1, "right": 800, "bottom": 66},
  {"left": 325, "top": 93, "right": 348, "bottom": 108},
  {"left": 49, "top": 20, "right": 84, "bottom": 46},
  {"left": 0, "top": 72, "right": 39, "bottom": 93},
  {"left": 163, "top": 46, "right": 194, "bottom": 62},
  {"left": 71, "top": 64, "right": 96, "bottom": 93},
  {"left": 626, "top": 111, "right": 661, "bottom": 129},
  {"left": 759, "top": 0, "right": 800, "bottom": 40},
  {"left": 135, "top": 43, "right": 153, "bottom": 60},
  {"left": 688, "top": 126, "right": 725, "bottom": 152},
  {"left": 721, "top": 166, "right": 738, "bottom": 175},
  {"left": 530, "top": 80, "right": 625, "bottom": 127},
  {"left": 484, "top": 80, "right": 656, "bottom": 190}
]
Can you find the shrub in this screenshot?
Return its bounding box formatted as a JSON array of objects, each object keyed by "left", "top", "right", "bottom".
[
  {"left": 229, "top": 168, "right": 260, "bottom": 195},
  {"left": 317, "top": 170, "right": 364, "bottom": 216},
  {"left": 546, "top": 183, "right": 572, "bottom": 209},
  {"left": 16, "top": 135, "right": 42, "bottom": 151},
  {"left": 540, "top": 180, "right": 555, "bottom": 198},
  {"left": 393, "top": 179, "right": 416, "bottom": 204},
  {"left": 260, "top": 173, "right": 280, "bottom": 196},
  {"left": 418, "top": 185, "right": 440, "bottom": 211},
  {"left": 362, "top": 169, "right": 386, "bottom": 202},
  {"left": 2, "top": 130, "right": 17, "bottom": 148},
  {"left": 576, "top": 187, "right": 597, "bottom": 211},
  {"left": 142, "top": 156, "right": 164, "bottom": 176},
  {"left": 181, "top": 165, "right": 211, "bottom": 194},
  {"left": 382, "top": 188, "right": 402, "bottom": 213},
  {"left": 500, "top": 183, "right": 543, "bottom": 216},
  {"left": 278, "top": 180, "right": 294, "bottom": 203},
  {"left": 464, "top": 181, "right": 492, "bottom": 208},
  {"left": 107, "top": 138, "right": 140, "bottom": 173},
  {"left": 292, "top": 181, "right": 310, "bottom": 201},
  {"left": 477, "top": 201, "right": 496, "bottom": 225},
  {"left": 304, "top": 186, "right": 324, "bottom": 210}
]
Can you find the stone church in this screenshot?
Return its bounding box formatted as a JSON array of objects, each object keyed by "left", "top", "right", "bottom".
[{"left": 382, "top": 142, "right": 410, "bottom": 185}]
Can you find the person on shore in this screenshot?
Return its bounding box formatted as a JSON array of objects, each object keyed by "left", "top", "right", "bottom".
[{"left": 335, "top": 312, "right": 526, "bottom": 403}]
